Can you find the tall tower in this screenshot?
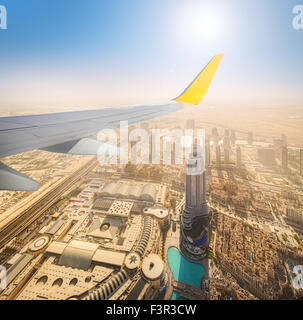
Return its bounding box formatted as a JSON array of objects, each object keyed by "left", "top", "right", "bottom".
[
  {"left": 205, "top": 139, "right": 211, "bottom": 167},
  {"left": 186, "top": 119, "right": 195, "bottom": 131},
  {"left": 130, "top": 140, "right": 138, "bottom": 164},
  {"left": 236, "top": 146, "right": 242, "bottom": 168},
  {"left": 300, "top": 149, "right": 303, "bottom": 176},
  {"left": 212, "top": 128, "right": 219, "bottom": 146},
  {"left": 224, "top": 148, "right": 230, "bottom": 163},
  {"left": 282, "top": 146, "right": 288, "bottom": 170},
  {"left": 181, "top": 142, "right": 208, "bottom": 260},
  {"left": 216, "top": 145, "right": 221, "bottom": 166},
  {"left": 223, "top": 136, "right": 230, "bottom": 163},
  {"left": 248, "top": 132, "right": 253, "bottom": 145},
  {"left": 231, "top": 130, "right": 236, "bottom": 145},
  {"left": 282, "top": 134, "right": 287, "bottom": 147}
]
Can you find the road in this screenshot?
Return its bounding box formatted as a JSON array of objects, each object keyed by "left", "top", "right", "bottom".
[{"left": 0, "top": 158, "right": 97, "bottom": 248}]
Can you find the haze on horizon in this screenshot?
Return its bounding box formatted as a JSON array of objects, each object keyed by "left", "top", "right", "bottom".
[{"left": 0, "top": 0, "right": 302, "bottom": 116}]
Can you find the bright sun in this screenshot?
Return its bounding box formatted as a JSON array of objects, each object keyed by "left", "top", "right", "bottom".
[
  {"left": 176, "top": 6, "right": 224, "bottom": 44},
  {"left": 193, "top": 14, "right": 222, "bottom": 40}
]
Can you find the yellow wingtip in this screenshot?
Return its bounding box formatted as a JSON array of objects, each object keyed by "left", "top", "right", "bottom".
[{"left": 174, "top": 54, "right": 224, "bottom": 105}]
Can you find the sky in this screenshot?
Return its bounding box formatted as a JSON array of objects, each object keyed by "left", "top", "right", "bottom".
[{"left": 0, "top": 0, "right": 302, "bottom": 114}]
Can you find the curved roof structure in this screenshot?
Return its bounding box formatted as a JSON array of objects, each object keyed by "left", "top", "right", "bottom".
[
  {"left": 58, "top": 240, "right": 99, "bottom": 270},
  {"left": 115, "top": 183, "right": 129, "bottom": 198},
  {"left": 99, "top": 181, "right": 158, "bottom": 203},
  {"left": 134, "top": 216, "right": 153, "bottom": 257},
  {"left": 141, "top": 184, "right": 157, "bottom": 202},
  {"left": 99, "top": 182, "right": 118, "bottom": 197},
  {"left": 84, "top": 269, "right": 128, "bottom": 300},
  {"left": 127, "top": 185, "right": 142, "bottom": 200}
]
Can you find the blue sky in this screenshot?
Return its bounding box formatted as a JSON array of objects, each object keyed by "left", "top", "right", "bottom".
[{"left": 0, "top": 0, "right": 302, "bottom": 112}]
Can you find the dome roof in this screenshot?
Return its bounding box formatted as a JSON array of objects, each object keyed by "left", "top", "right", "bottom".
[{"left": 141, "top": 254, "right": 164, "bottom": 281}]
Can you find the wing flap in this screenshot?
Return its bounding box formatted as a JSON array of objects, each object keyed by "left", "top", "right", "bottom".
[
  {"left": 41, "top": 138, "right": 121, "bottom": 156},
  {"left": 0, "top": 161, "right": 39, "bottom": 191}
]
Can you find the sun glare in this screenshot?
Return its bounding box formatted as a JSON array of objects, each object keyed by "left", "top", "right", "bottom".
[
  {"left": 194, "top": 14, "right": 222, "bottom": 40},
  {"left": 176, "top": 5, "right": 224, "bottom": 44}
]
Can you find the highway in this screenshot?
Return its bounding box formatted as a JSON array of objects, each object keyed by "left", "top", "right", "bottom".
[{"left": 0, "top": 158, "right": 98, "bottom": 249}]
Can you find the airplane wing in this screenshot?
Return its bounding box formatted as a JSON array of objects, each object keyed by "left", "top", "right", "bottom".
[{"left": 0, "top": 54, "right": 223, "bottom": 191}]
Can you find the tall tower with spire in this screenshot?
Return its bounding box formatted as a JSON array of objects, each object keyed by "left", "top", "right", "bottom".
[{"left": 181, "top": 140, "right": 208, "bottom": 260}]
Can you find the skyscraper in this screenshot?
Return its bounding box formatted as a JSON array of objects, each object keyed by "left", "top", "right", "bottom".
[
  {"left": 205, "top": 139, "right": 211, "bottom": 167},
  {"left": 186, "top": 119, "right": 195, "bottom": 130},
  {"left": 212, "top": 128, "right": 218, "bottom": 137},
  {"left": 223, "top": 135, "right": 230, "bottom": 149},
  {"left": 224, "top": 148, "right": 230, "bottom": 163},
  {"left": 223, "top": 136, "right": 230, "bottom": 163},
  {"left": 231, "top": 130, "right": 236, "bottom": 145},
  {"left": 282, "top": 134, "right": 287, "bottom": 147},
  {"left": 236, "top": 146, "right": 242, "bottom": 168},
  {"left": 248, "top": 132, "right": 253, "bottom": 145},
  {"left": 282, "top": 146, "right": 288, "bottom": 170},
  {"left": 216, "top": 145, "right": 221, "bottom": 166},
  {"left": 181, "top": 143, "right": 208, "bottom": 260},
  {"left": 212, "top": 127, "right": 219, "bottom": 146},
  {"left": 130, "top": 140, "right": 138, "bottom": 164}
]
